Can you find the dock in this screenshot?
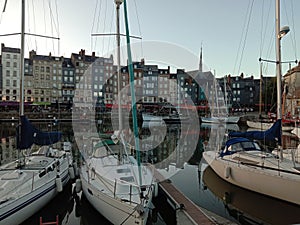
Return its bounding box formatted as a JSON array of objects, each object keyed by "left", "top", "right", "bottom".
[
  {"left": 158, "top": 179, "right": 214, "bottom": 225},
  {"left": 153, "top": 168, "right": 236, "bottom": 225}
]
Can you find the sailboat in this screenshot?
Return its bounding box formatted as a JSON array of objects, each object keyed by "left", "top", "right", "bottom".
[
  {"left": 78, "top": 1, "right": 155, "bottom": 224},
  {"left": 202, "top": 0, "right": 300, "bottom": 205},
  {"left": 0, "top": 1, "right": 74, "bottom": 225},
  {"left": 202, "top": 166, "right": 300, "bottom": 225},
  {"left": 201, "top": 73, "right": 240, "bottom": 124},
  {"left": 142, "top": 104, "right": 190, "bottom": 125}
]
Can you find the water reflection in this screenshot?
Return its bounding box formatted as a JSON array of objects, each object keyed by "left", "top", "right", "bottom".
[
  {"left": 202, "top": 164, "right": 300, "bottom": 225},
  {"left": 0, "top": 120, "right": 299, "bottom": 225},
  {"left": 0, "top": 121, "right": 76, "bottom": 165}
]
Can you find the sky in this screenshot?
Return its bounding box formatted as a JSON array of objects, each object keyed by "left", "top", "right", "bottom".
[{"left": 0, "top": 0, "right": 299, "bottom": 78}]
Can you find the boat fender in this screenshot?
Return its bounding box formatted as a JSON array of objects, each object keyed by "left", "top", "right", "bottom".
[
  {"left": 73, "top": 163, "right": 79, "bottom": 177},
  {"left": 152, "top": 182, "right": 158, "bottom": 198},
  {"left": 68, "top": 165, "right": 75, "bottom": 180},
  {"left": 56, "top": 176, "right": 63, "bottom": 192},
  {"left": 75, "top": 179, "right": 82, "bottom": 193},
  {"left": 225, "top": 166, "right": 231, "bottom": 179}
]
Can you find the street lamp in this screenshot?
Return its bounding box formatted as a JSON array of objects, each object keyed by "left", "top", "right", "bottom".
[{"left": 279, "top": 26, "right": 290, "bottom": 39}]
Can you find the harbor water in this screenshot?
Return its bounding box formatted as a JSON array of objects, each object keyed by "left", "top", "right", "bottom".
[{"left": 1, "top": 119, "right": 300, "bottom": 225}]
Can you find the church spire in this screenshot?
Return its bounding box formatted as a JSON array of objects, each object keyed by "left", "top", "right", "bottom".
[{"left": 199, "top": 44, "right": 203, "bottom": 72}]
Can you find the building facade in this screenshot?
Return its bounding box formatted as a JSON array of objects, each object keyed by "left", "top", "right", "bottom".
[
  {"left": 283, "top": 63, "right": 300, "bottom": 117},
  {"left": 0, "top": 43, "right": 278, "bottom": 114},
  {"left": 1, "top": 44, "right": 21, "bottom": 102}
]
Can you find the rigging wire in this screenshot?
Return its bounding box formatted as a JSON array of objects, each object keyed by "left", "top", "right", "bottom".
[
  {"left": 91, "top": 0, "right": 99, "bottom": 51},
  {"left": 47, "top": 0, "right": 55, "bottom": 55},
  {"left": 286, "top": 0, "right": 297, "bottom": 61},
  {"left": 101, "top": 0, "right": 108, "bottom": 56},
  {"left": 26, "top": 0, "right": 32, "bottom": 52},
  {"left": 291, "top": 0, "right": 297, "bottom": 61},
  {"left": 237, "top": 0, "right": 254, "bottom": 76},
  {"left": 54, "top": 0, "right": 60, "bottom": 55},
  {"left": 42, "top": 0, "right": 48, "bottom": 52},
  {"left": 94, "top": 0, "right": 103, "bottom": 52},
  {"left": 259, "top": 0, "right": 272, "bottom": 59},
  {"left": 0, "top": 0, "right": 8, "bottom": 24},
  {"left": 260, "top": 0, "right": 273, "bottom": 75},
  {"left": 47, "top": 0, "right": 60, "bottom": 55},
  {"left": 232, "top": 0, "right": 254, "bottom": 76},
  {"left": 133, "top": 0, "right": 143, "bottom": 58},
  {"left": 106, "top": 4, "right": 115, "bottom": 56}
]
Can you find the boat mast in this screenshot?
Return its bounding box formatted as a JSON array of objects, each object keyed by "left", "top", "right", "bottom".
[
  {"left": 259, "top": 62, "right": 263, "bottom": 116},
  {"left": 275, "top": 0, "right": 282, "bottom": 120},
  {"left": 20, "top": 0, "right": 25, "bottom": 117},
  {"left": 123, "top": 0, "right": 142, "bottom": 185},
  {"left": 115, "top": 0, "right": 123, "bottom": 133},
  {"left": 224, "top": 76, "right": 227, "bottom": 114}
]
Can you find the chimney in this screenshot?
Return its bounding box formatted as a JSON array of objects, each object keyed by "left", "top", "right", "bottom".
[
  {"left": 29, "top": 50, "right": 36, "bottom": 59},
  {"left": 79, "top": 49, "right": 85, "bottom": 56},
  {"left": 92, "top": 52, "right": 95, "bottom": 57}
]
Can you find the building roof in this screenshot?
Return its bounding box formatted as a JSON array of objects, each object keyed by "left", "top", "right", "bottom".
[{"left": 1, "top": 44, "right": 20, "bottom": 54}]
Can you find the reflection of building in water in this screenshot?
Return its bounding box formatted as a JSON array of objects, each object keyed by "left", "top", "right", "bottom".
[
  {"left": 201, "top": 124, "right": 226, "bottom": 152},
  {"left": 0, "top": 136, "right": 17, "bottom": 165},
  {"left": 140, "top": 124, "right": 198, "bottom": 170}
]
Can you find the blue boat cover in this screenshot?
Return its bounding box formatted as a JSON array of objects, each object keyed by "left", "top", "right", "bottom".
[
  {"left": 225, "top": 137, "right": 252, "bottom": 147},
  {"left": 220, "top": 137, "right": 261, "bottom": 157},
  {"left": 17, "top": 115, "right": 62, "bottom": 149},
  {"left": 229, "top": 119, "right": 281, "bottom": 145}
]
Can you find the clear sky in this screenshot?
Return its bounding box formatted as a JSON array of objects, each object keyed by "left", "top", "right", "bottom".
[{"left": 0, "top": 0, "right": 299, "bottom": 78}]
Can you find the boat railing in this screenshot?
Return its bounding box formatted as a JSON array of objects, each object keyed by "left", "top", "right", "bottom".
[
  {"left": 113, "top": 178, "right": 141, "bottom": 204},
  {"left": 89, "top": 162, "right": 152, "bottom": 204}
]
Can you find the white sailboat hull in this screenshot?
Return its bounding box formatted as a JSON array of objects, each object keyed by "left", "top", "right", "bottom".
[
  {"left": 203, "top": 151, "right": 300, "bottom": 205},
  {"left": 202, "top": 116, "right": 240, "bottom": 124},
  {"left": 81, "top": 176, "right": 151, "bottom": 225},
  {"left": 0, "top": 155, "right": 70, "bottom": 225},
  {"left": 142, "top": 113, "right": 163, "bottom": 122},
  {"left": 247, "top": 120, "right": 293, "bottom": 131},
  {"left": 142, "top": 112, "right": 189, "bottom": 124},
  {"left": 292, "top": 126, "right": 300, "bottom": 138},
  {"left": 80, "top": 156, "right": 153, "bottom": 225}
]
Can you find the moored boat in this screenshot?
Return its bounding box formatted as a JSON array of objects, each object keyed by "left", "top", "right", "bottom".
[{"left": 203, "top": 137, "right": 300, "bottom": 205}]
